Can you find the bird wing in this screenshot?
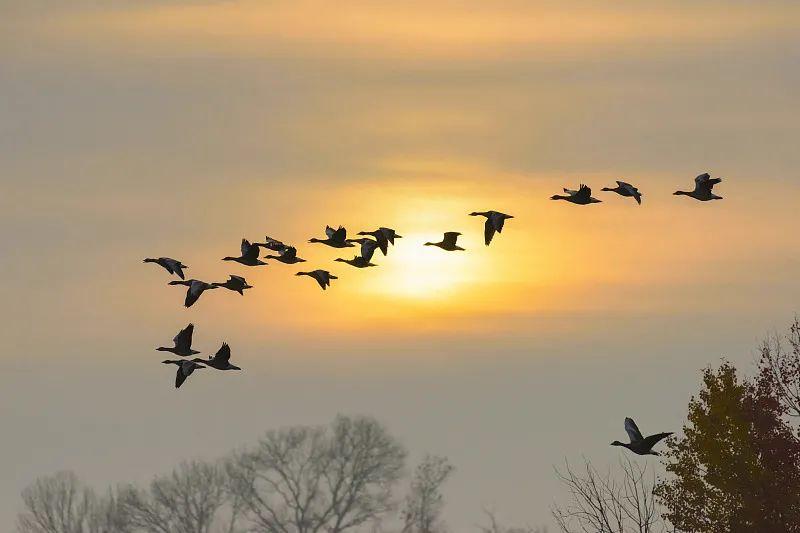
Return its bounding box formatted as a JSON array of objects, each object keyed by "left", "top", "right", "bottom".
[
  {"left": 172, "top": 263, "right": 186, "bottom": 279},
  {"left": 261, "top": 236, "right": 286, "bottom": 251},
  {"left": 283, "top": 246, "right": 297, "bottom": 259},
  {"left": 332, "top": 226, "right": 347, "bottom": 242},
  {"left": 379, "top": 227, "right": 397, "bottom": 244},
  {"left": 174, "top": 324, "right": 194, "bottom": 351},
  {"left": 230, "top": 275, "right": 246, "bottom": 284},
  {"left": 214, "top": 342, "right": 231, "bottom": 363},
  {"left": 241, "top": 239, "right": 260, "bottom": 261},
  {"left": 625, "top": 417, "right": 644, "bottom": 442},
  {"left": 563, "top": 188, "right": 577, "bottom": 195},
  {"left": 360, "top": 239, "right": 378, "bottom": 261},
  {"left": 443, "top": 232, "right": 460, "bottom": 246},
  {"left": 484, "top": 218, "right": 496, "bottom": 246},
  {"left": 696, "top": 174, "right": 721, "bottom": 194},
  {"left": 185, "top": 282, "right": 204, "bottom": 308},
  {"left": 325, "top": 225, "right": 336, "bottom": 238},
  {"left": 574, "top": 184, "right": 592, "bottom": 202},
  {"left": 175, "top": 366, "right": 188, "bottom": 388},
  {"left": 642, "top": 432, "right": 673, "bottom": 449}
]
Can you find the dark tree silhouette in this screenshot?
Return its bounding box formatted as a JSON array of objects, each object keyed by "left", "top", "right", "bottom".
[{"left": 401, "top": 455, "right": 454, "bottom": 533}]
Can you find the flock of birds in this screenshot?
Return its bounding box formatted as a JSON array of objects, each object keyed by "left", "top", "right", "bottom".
[{"left": 144, "top": 173, "right": 723, "bottom": 454}]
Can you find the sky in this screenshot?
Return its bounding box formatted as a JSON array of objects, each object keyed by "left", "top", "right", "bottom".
[{"left": 2, "top": 0, "right": 800, "bottom": 530}]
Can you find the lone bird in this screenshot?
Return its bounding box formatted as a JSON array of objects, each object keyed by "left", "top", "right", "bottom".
[
  {"left": 162, "top": 359, "right": 204, "bottom": 389},
  {"left": 143, "top": 257, "right": 187, "bottom": 279},
  {"left": 156, "top": 323, "right": 200, "bottom": 357},
  {"left": 550, "top": 184, "right": 602, "bottom": 205},
  {"left": 265, "top": 246, "right": 306, "bottom": 264},
  {"left": 601, "top": 181, "right": 642, "bottom": 205},
  {"left": 469, "top": 211, "right": 514, "bottom": 246},
  {"left": 168, "top": 279, "right": 219, "bottom": 308},
  {"left": 674, "top": 173, "right": 723, "bottom": 201},
  {"left": 212, "top": 275, "right": 253, "bottom": 295},
  {"left": 193, "top": 342, "right": 241, "bottom": 371},
  {"left": 335, "top": 256, "right": 377, "bottom": 268},
  {"left": 223, "top": 239, "right": 267, "bottom": 266},
  {"left": 296, "top": 270, "right": 338, "bottom": 290},
  {"left": 309, "top": 226, "right": 354, "bottom": 248},
  {"left": 425, "top": 232, "right": 464, "bottom": 251},
  {"left": 611, "top": 417, "right": 672, "bottom": 456},
  {"left": 357, "top": 227, "right": 403, "bottom": 256}
]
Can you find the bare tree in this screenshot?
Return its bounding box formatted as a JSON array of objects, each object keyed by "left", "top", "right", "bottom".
[
  {"left": 120, "top": 459, "right": 240, "bottom": 533},
  {"left": 401, "top": 455, "right": 454, "bottom": 533},
  {"left": 551, "top": 458, "right": 666, "bottom": 533},
  {"left": 758, "top": 318, "right": 800, "bottom": 422},
  {"left": 227, "top": 414, "right": 407, "bottom": 533},
  {"left": 478, "top": 509, "right": 547, "bottom": 533}
]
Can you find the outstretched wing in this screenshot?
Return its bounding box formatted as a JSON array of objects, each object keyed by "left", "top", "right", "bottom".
[
  {"left": 643, "top": 432, "right": 673, "bottom": 450},
  {"left": 332, "top": 226, "right": 347, "bottom": 242},
  {"left": 214, "top": 342, "right": 231, "bottom": 363},
  {"left": 484, "top": 218, "right": 496, "bottom": 246},
  {"left": 175, "top": 366, "right": 188, "bottom": 388},
  {"left": 360, "top": 239, "right": 379, "bottom": 261},
  {"left": 625, "top": 417, "right": 644, "bottom": 442},
  {"left": 325, "top": 225, "right": 336, "bottom": 238},
  {"left": 443, "top": 232, "right": 460, "bottom": 247},
  {"left": 574, "top": 184, "right": 592, "bottom": 203},
  {"left": 230, "top": 275, "right": 246, "bottom": 284},
  {"left": 241, "top": 239, "right": 260, "bottom": 261},
  {"left": 185, "top": 282, "right": 204, "bottom": 308},
  {"left": 174, "top": 324, "right": 194, "bottom": 352},
  {"left": 282, "top": 246, "right": 297, "bottom": 259},
  {"left": 695, "top": 173, "right": 721, "bottom": 194}
]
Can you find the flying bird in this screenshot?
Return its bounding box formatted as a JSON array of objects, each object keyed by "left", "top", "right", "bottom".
[
  {"left": 223, "top": 239, "right": 267, "bottom": 266},
  {"left": 212, "top": 275, "right": 253, "bottom": 295},
  {"left": 425, "top": 232, "right": 465, "bottom": 251},
  {"left": 168, "top": 279, "right": 219, "bottom": 308},
  {"left": 156, "top": 323, "right": 200, "bottom": 357},
  {"left": 357, "top": 227, "right": 403, "bottom": 255},
  {"left": 601, "top": 181, "right": 642, "bottom": 205},
  {"left": 347, "top": 237, "right": 380, "bottom": 262},
  {"left": 296, "top": 270, "right": 338, "bottom": 290},
  {"left": 193, "top": 342, "right": 241, "bottom": 371},
  {"left": 674, "top": 173, "right": 723, "bottom": 201},
  {"left": 265, "top": 246, "right": 306, "bottom": 264},
  {"left": 143, "top": 257, "right": 187, "bottom": 279},
  {"left": 550, "top": 184, "right": 602, "bottom": 205},
  {"left": 162, "top": 359, "right": 205, "bottom": 389},
  {"left": 335, "top": 256, "right": 377, "bottom": 268},
  {"left": 611, "top": 417, "right": 672, "bottom": 456},
  {"left": 254, "top": 235, "right": 288, "bottom": 252},
  {"left": 308, "top": 226, "right": 354, "bottom": 248},
  {"left": 469, "top": 211, "right": 514, "bottom": 246}
]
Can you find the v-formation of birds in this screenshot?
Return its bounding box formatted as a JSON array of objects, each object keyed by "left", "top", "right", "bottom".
[{"left": 144, "top": 174, "right": 721, "bottom": 452}]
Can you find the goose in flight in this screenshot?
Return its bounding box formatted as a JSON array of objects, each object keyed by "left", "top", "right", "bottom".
[
  {"left": 265, "top": 246, "right": 306, "bottom": 264},
  {"left": 143, "top": 257, "right": 187, "bottom": 280},
  {"left": 223, "top": 239, "right": 267, "bottom": 266},
  {"left": 611, "top": 417, "right": 672, "bottom": 456},
  {"left": 192, "top": 342, "right": 241, "bottom": 371},
  {"left": 425, "top": 232, "right": 465, "bottom": 251},
  {"left": 335, "top": 256, "right": 377, "bottom": 268},
  {"left": 347, "top": 237, "right": 380, "bottom": 262},
  {"left": 469, "top": 211, "right": 514, "bottom": 246},
  {"left": 357, "top": 227, "right": 403, "bottom": 255},
  {"left": 212, "top": 275, "right": 253, "bottom": 295},
  {"left": 296, "top": 269, "right": 338, "bottom": 290},
  {"left": 674, "top": 173, "right": 723, "bottom": 201},
  {"left": 601, "top": 181, "right": 642, "bottom": 205},
  {"left": 168, "top": 279, "right": 219, "bottom": 308},
  {"left": 162, "top": 359, "right": 204, "bottom": 389},
  {"left": 309, "top": 226, "right": 354, "bottom": 248},
  {"left": 551, "top": 184, "right": 602, "bottom": 205},
  {"left": 156, "top": 323, "right": 200, "bottom": 357},
  {"left": 254, "top": 235, "right": 288, "bottom": 252}
]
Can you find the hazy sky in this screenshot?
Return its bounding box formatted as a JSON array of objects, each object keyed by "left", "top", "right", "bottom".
[{"left": 2, "top": 1, "right": 800, "bottom": 530}]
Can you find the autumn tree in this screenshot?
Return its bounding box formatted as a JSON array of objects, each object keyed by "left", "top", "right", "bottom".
[{"left": 655, "top": 361, "right": 800, "bottom": 532}]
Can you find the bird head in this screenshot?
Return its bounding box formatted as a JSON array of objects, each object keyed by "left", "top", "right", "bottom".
[
  {"left": 143, "top": 258, "right": 155, "bottom": 263},
  {"left": 610, "top": 441, "right": 624, "bottom": 447},
  {"left": 468, "top": 212, "right": 482, "bottom": 216},
  {"left": 334, "top": 258, "right": 346, "bottom": 263},
  {"left": 673, "top": 190, "right": 687, "bottom": 196},
  {"left": 601, "top": 187, "right": 613, "bottom": 191}
]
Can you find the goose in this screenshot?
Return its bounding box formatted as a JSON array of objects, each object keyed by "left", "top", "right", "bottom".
[
  {"left": 162, "top": 359, "right": 205, "bottom": 389},
  {"left": 611, "top": 417, "right": 672, "bottom": 456},
  {"left": 335, "top": 256, "right": 377, "bottom": 268},
  {"left": 347, "top": 237, "right": 380, "bottom": 262},
  {"left": 156, "top": 323, "right": 200, "bottom": 357},
  {"left": 425, "top": 232, "right": 464, "bottom": 251},
  {"left": 357, "top": 228, "right": 403, "bottom": 255},
  {"left": 551, "top": 184, "right": 602, "bottom": 205},
  {"left": 265, "top": 246, "right": 306, "bottom": 264},
  {"left": 192, "top": 342, "right": 241, "bottom": 371},
  {"left": 168, "top": 279, "right": 219, "bottom": 308},
  {"left": 469, "top": 211, "right": 514, "bottom": 246},
  {"left": 143, "top": 257, "right": 187, "bottom": 279},
  {"left": 308, "top": 226, "right": 354, "bottom": 248},
  {"left": 254, "top": 235, "right": 287, "bottom": 252},
  {"left": 212, "top": 275, "right": 252, "bottom": 295},
  {"left": 674, "top": 173, "right": 723, "bottom": 201},
  {"left": 222, "top": 239, "right": 267, "bottom": 266},
  {"left": 296, "top": 270, "right": 338, "bottom": 290},
  {"left": 601, "top": 181, "right": 642, "bottom": 205}
]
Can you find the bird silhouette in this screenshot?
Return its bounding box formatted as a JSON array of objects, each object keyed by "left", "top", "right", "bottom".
[
  {"left": 551, "top": 184, "right": 602, "bottom": 205},
  {"left": 192, "top": 342, "right": 241, "bottom": 371},
  {"left": 162, "top": 359, "right": 205, "bottom": 389},
  {"left": 309, "top": 226, "right": 355, "bottom": 248},
  {"left": 611, "top": 417, "right": 672, "bottom": 455},
  {"left": 335, "top": 256, "right": 377, "bottom": 268},
  {"left": 168, "top": 279, "right": 219, "bottom": 308},
  {"left": 425, "top": 232, "right": 465, "bottom": 251},
  {"left": 223, "top": 239, "right": 267, "bottom": 266},
  {"left": 601, "top": 181, "right": 642, "bottom": 205},
  {"left": 674, "top": 173, "right": 723, "bottom": 201},
  {"left": 254, "top": 235, "right": 288, "bottom": 252},
  {"left": 212, "top": 275, "right": 253, "bottom": 295},
  {"left": 357, "top": 227, "right": 403, "bottom": 255},
  {"left": 469, "top": 211, "right": 514, "bottom": 245},
  {"left": 143, "top": 257, "right": 187, "bottom": 279},
  {"left": 296, "top": 270, "right": 338, "bottom": 290},
  {"left": 265, "top": 246, "right": 306, "bottom": 264},
  {"left": 156, "top": 323, "right": 200, "bottom": 357}
]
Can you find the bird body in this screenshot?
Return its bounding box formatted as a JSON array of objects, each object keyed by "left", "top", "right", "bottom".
[
  {"left": 156, "top": 323, "right": 200, "bottom": 357},
  {"left": 212, "top": 275, "right": 253, "bottom": 295},
  {"left": 162, "top": 359, "right": 204, "bottom": 389},
  {"left": 425, "top": 232, "right": 464, "bottom": 251},
  {"left": 469, "top": 210, "right": 514, "bottom": 245},
  {"left": 611, "top": 417, "right": 672, "bottom": 455},
  {"left": 309, "top": 226, "right": 354, "bottom": 248},
  {"left": 674, "top": 173, "right": 723, "bottom": 201},
  {"left": 223, "top": 239, "right": 267, "bottom": 266},
  {"left": 347, "top": 237, "right": 380, "bottom": 262},
  {"left": 143, "top": 257, "right": 187, "bottom": 279},
  {"left": 254, "top": 235, "right": 288, "bottom": 252},
  {"left": 266, "top": 246, "right": 306, "bottom": 264},
  {"left": 192, "top": 342, "right": 241, "bottom": 371},
  {"left": 169, "top": 279, "right": 219, "bottom": 308},
  {"left": 296, "top": 269, "right": 338, "bottom": 290},
  {"left": 335, "top": 256, "right": 377, "bottom": 268},
  {"left": 551, "top": 184, "right": 602, "bottom": 205},
  {"left": 601, "top": 181, "right": 642, "bottom": 204}
]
